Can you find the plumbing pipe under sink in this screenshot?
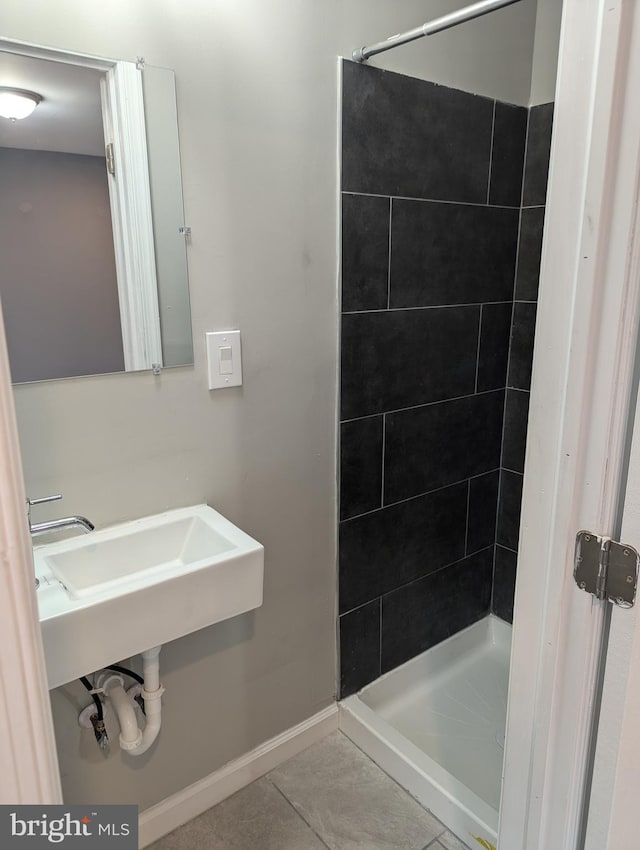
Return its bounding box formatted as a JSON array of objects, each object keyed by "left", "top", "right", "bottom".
[{"left": 99, "top": 646, "right": 164, "bottom": 756}]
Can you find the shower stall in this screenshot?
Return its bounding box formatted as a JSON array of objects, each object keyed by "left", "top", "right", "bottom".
[{"left": 337, "top": 6, "right": 553, "bottom": 846}]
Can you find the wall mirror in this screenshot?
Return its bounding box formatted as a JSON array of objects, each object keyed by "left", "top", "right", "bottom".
[{"left": 0, "top": 38, "right": 194, "bottom": 383}]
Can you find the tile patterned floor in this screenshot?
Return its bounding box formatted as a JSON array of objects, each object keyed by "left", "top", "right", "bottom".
[{"left": 149, "top": 731, "right": 472, "bottom": 850}]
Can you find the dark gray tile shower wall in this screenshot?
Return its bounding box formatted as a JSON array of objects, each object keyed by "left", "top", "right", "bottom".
[
  {"left": 494, "top": 102, "right": 553, "bottom": 623},
  {"left": 339, "top": 61, "right": 553, "bottom": 695},
  {"left": 341, "top": 62, "right": 493, "bottom": 203},
  {"left": 340, "top": 62, "right": 523, "bottom": 697}
]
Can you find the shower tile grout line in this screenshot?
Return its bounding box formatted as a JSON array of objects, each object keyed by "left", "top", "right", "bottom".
[
  {"left": 464, "top": 479, "right": 471, "bottom": 557},
  {"left": 486, "top": 99, "right": 497, "bottom": 204},
  {"left": 497, "top": 542, "right": 519, "bottom": 556},
  {"left": 342, "top": 300, "right": 512, "bottom": 315},
  {"left": 340, "top": 386, "right": 504, "bottom": 424},
  {"left": 339, "top": 543, "right": 495, "bottom": 618},
  {"left": 474, "top": 305, "right": 483, "bottom": 393},
  {"left": 341, "top": 468, "right": 501, "bottom": 524},
  {"left": 380, "top": 412, "right": 386, "bottom": 510},
  {"left": 341, "top": 188, "right": 520, "bottom": 211}
]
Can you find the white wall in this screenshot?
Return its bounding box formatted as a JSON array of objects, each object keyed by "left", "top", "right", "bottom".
[
  {"left": 530, "top": 0, "right": 563, "bottom": 104},
  {"left": 340, "top": 0, "right": 537, "bottom": 105},
  {"left": 2, "top": 0, "right": 537, "bottom": 811}
]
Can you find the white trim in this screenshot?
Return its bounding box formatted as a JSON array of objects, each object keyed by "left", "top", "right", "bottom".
[
  {"left": 138, "top": 704, "right": 338, "bottom": 848},
  {"left": 501, "top": 1, "right": 640, "bottom": 848},
  {"left": 0, "top": 36, "right": 115, "bottom": 70},
  {"left": 101, "top": 63, "right": 163, "bottom": 371},
  {"left": 585, "top": 365, "right": 640, "bottom": 850},
  {"left": 583, "top": 1, "right": 640, "bottom": 844},
  {"left": 0, "top": 299, "right": 62, "bottom": 804}
]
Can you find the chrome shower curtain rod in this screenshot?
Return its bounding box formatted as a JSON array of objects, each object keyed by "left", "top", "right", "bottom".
[{"left": 352, "top": 0, "right": 524, "bottom": 63}]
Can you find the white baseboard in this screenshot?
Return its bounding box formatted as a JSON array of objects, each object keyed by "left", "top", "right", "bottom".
[{"left": 139, "top": 703, "right": 339, "bottom": 847}]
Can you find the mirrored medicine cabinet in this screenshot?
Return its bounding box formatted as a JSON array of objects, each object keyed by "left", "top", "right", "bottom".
[{"left": 0, "top": 38, "right": 194, "bottom": 384}]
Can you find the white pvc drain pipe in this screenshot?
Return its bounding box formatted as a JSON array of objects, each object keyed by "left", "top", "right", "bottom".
[{"left": 100, "top": 645, "right": 164, "bottom": 756}]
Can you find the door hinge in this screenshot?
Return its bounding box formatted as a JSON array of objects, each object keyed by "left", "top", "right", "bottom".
[
  {"left": 574, "top": 531, "right": 639, "bottom": 607},
  {"left": 105, "top": 143, "right": 115, "bottom": 176}
]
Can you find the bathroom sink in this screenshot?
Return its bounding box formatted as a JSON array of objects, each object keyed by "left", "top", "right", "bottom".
[{"left": 34, "top": 505, "right": 264, "bottom": 688}]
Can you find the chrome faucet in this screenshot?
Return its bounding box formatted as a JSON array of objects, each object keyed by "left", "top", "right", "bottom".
[{"left": 27, "top": 494, "right": 95, "bottom": 539}]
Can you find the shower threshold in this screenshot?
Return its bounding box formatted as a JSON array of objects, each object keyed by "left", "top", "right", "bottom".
[{"left": 340, "top": 614, "right": 510, "bottom": 849}]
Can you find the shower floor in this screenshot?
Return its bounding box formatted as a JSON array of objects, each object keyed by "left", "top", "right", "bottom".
[{"left": 340, "top": 615, "right": 511, "bottom": 848}]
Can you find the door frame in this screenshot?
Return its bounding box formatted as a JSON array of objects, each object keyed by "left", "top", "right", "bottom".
[
  {"left": 101, "top": 60, "right": 163, "bottom": 372},
  {"left": 581, "top": 1, "right": 640, "bottom": 843},
  {"left": 500, "top": 0, "right": 640, "bottom": 848},
  {"left": 584, "top": 326, "right": 640, "bottom": 849},
  {"left": 0, "top": 296, "right": 61, "bottom": 803}
]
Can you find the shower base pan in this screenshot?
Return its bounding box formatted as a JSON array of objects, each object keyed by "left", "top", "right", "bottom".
[{"left": 340, "top": 615, "right": 510, "bottom": 849}]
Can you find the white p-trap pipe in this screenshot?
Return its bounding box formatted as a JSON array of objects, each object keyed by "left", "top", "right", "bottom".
[{"left": 102, "top": 645, "right": 164, "bottom": 756}]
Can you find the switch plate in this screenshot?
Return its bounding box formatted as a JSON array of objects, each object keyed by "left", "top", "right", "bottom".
[{"left": 206, "top": 330, "right": 242, "bottom": 389}]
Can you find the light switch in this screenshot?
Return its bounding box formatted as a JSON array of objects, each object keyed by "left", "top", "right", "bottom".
[
  {"left": 206, "top": 330, "right": 242, "bottom": 389},
  {"left": 219, "top": 346, "right": 233, "bottom": 375}
]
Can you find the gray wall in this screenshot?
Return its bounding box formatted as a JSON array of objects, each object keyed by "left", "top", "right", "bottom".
[
  {"left": 3, "top": 0, "right": 539, "bottom": 812},
  {"left": 529, "top": 0, "right": 563, "bottom": 105},
  {"left": 340, "top": 0, "right": 538, "bottom": 105},
  {"left": 0, "top": 148, "right": 124, "bottom": 382}
]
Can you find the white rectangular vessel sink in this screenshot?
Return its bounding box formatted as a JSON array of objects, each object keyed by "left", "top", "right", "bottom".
[{"left": 34, "top": 505, "right": 264, "bottom": 689}]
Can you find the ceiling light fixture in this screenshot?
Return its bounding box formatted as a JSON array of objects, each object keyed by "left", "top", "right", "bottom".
[{"left": 0, "top": 87, "right": 42, "bottom": 121}]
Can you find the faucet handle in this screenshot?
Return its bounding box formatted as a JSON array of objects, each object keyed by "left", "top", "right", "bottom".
[
  {"left": 26, "top": 494, "right": 62, "bottom": 525},
  {"left": 27, "top": 494, "right": 63, "bottom": 507}
]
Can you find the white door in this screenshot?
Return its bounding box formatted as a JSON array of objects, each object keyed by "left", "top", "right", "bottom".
[
  {"left": 583, "top": 363, "right": 640, "bottom": 849},
  {"left": 581, "top": 1, "right": 640, "bottom": 818},
  {"left": 0, "top": 296, "right": 62, "bottom": 803},
  {"left": 579, "top": 4, "right": 640, "bottom": 846},
  {"left": 500, "top": 0, "right": 640, "bottom": 848}
]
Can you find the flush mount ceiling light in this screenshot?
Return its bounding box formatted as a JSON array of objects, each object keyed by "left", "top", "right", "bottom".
[{"left": 0, "top": 87, "right": 42, "bottom": 121}]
